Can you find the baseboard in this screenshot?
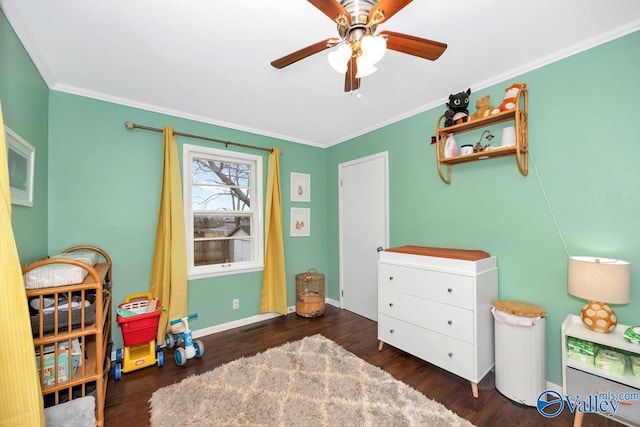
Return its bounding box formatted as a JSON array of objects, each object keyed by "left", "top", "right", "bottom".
[
  {"left": 192, "top": 311, "right": 283, "bottom": 339},
  {"left": 546, "top": 381, "right": 561, "bottom": 394},
  {"left": 194, "top": 298, "right": 340, "bottom": 338},
  {"left": 111, "top": 298, "right": 342, "bottom": 360},
  {"left": 326, "top": 298, "right": 340, "bottom": 307}
]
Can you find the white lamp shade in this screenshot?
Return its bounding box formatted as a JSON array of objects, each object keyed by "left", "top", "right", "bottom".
[
  {"left": 327, "top": 43, "right": 352, "bottom": 73},
  {"left": 360, "top": 35, "right": 386, "bottom": 65},
  {"left": 355, "top": 56, "right": 377, "bottom": 78},
  {"left": 568, "top": 256, "right": 630, "bottom": 304}
]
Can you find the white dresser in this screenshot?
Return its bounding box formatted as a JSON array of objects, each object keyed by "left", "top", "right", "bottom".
[{"left": 377, "top": 246, "right": 498, "bottom": 398}]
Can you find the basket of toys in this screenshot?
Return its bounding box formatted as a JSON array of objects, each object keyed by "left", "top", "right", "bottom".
[
  {"left": 116, "top": 293, "right": 162, "bottom": 347},
  {"left": 295, "top": 269, "right": 325, "bottom": 318}
]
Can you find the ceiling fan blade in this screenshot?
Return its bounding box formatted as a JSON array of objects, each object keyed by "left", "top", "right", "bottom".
[
  {"left": 271, "top": 38, "right": 337, "bottom": 69},
  {"left": 344, "top": 56, "right": 361, "bottom": 92},
  {"left": 308, "top": 0, "right": 351, "bottom": 26},
  {"left": 368, "top": 0, "right": 413, "bottom": 25},
  {"left": 379, "top": 30, "right": 447, "bottom": 61}
]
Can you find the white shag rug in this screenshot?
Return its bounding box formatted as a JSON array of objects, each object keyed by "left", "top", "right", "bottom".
[{"left": 149, "top": 334, "right": 474, "bottom": 426}]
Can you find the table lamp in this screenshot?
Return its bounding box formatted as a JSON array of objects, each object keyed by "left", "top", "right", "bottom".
[{"left": 568, "top": 256, "right": 630, "bottom": 333}]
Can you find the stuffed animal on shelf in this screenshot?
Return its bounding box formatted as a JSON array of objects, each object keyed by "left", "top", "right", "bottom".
[
  {"left": 491, "top": 83, "right": 527, "bottom": 115},
  {"left": 469, "top": 95, "right": 493, "bottom": 121},
  {"left": 444, "top": 88, "right": 471, "bottom": 127}
]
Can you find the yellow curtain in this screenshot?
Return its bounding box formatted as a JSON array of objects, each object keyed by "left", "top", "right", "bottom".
[
  {"left": 149, "top": 126, "right": 187, "bottom": 341},
  {"left": 0, "top": 103, "right": 45, "bottom": 426},
  {"left": 260, "top": 147, "right": 287, "bottom": 314}
]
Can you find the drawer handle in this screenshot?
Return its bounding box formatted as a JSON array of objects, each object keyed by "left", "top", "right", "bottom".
[
  {"left": 448, "top": 352, "right": 453, "bottom": 357},
  {"left": 389, "top": 276, "right": 394, "bottom": 281},
  {"left": 389, "top": 329, "right": 395, "bottom": 334},
  {"left": 389, "top": 303, "right": 394, "bottom": 307},
  {"left": 447, "top": 288, "right": 453, "bottom": 293},
  {"left": 447, "top": 320, "right": 453, "bottom": 325}
]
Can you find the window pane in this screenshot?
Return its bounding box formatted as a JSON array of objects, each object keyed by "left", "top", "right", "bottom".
[
  {"left": 193, "top": 238, "right": 254, "bottom": 266},
  {"left": 194, "top": 214, "right": 251, "bottom": 238},
  {"left": 185, "top": 144, "right": 263, "bottom": 278},
  {"left": 193, "top": 159, "right": 250, "bottom": 187},
  {"left": 192, "top": 185, "right": 250, "bottom": 211}
]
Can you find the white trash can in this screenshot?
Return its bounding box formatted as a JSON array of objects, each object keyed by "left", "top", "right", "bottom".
[{"left": 492, "top": 300, "right": 546, "bottom": 406}]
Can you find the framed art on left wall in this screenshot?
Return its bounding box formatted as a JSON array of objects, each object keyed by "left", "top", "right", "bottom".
[
  {"left": 5, "top": 126, "right": 35, "bottom": 207},
  {"left": 290, "top": 207, "right": 310, "bottom": 237},
  {"left": 290, "top": 172, "right": 310, "bottom": 202}
]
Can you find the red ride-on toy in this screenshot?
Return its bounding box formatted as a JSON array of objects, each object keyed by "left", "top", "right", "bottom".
[{"left": 114, "top": 293, "right": 164, "bottom": 380}]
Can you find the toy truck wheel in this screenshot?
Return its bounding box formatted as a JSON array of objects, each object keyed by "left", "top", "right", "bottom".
[
  {"left": 195, "top": 340, "right": 205, "bottom": 358},
  {"left": 115, "top": 348, "right": 123, "bottom": 363},
  {"left": 157, "top": 351, "right": 164, "bottom": 367},
  {"left": 114, "top": 363, "right": 122, "bottom": 380},
  {"left": 175, "top": 347, "right": 187, "bottom": 366},
  {"left": 165, "top": 334, "right": 175, "bottom": 349}
]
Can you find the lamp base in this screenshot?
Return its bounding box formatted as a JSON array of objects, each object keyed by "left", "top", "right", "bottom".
[{"left": 580, "top": 301, "right": 618, "bottom": 333}]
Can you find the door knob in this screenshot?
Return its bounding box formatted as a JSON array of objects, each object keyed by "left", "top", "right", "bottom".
[{"left": 377, "top": 246, "right": 384, "bottom": 252}]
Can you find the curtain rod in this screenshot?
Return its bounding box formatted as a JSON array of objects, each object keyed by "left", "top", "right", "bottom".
[{"left": 124, "top": 121, "right": 274, "bottom": 153}]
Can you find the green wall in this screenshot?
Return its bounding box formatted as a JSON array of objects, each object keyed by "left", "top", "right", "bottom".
[
  {"left": 47, "top": 92, "right": 328, "bottom": 349},
  {"left": 0, "top": 10, "right": 49, "bottom": 262},
  {"left": 326, "top": 30, "right": 640, "bottom": 385},
  {"left": 3, "top": 5, "right": 639, "bottom": 386}
]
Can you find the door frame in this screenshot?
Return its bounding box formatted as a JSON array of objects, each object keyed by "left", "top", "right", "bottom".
[{"left": 338, "top": 151, "right": 389, "bottom": 311}]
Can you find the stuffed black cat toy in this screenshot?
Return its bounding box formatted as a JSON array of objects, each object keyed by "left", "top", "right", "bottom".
[{"left": 444, "top": 88, "right": 471, "bottom": 127}]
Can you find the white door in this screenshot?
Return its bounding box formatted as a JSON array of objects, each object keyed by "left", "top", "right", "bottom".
[{"left": 338, "top": 152, "right": 389, "bottom": 321}]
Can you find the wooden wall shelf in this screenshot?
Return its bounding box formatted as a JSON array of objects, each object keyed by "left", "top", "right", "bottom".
[{"left": 435, "top": 89, "right": 528, "bottom": 184}]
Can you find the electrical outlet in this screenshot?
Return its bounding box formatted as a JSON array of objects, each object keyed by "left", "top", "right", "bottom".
[{"left": 233, "top": 298, "right": 239, "bottom": 310}]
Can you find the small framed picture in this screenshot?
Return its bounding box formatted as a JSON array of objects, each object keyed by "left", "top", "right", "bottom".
[
  {"left": 5, "top": 126, "right": 35, "bottom": 207},
  {"left": 290, "top": 207, "right": 310, "bottom": 237},
  {"left": 290, "top": 172, "right": 310, "bottom": 202}
]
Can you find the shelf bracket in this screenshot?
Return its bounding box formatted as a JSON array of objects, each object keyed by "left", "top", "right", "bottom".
[
  {"left": 437, "top": 160, "right": 451, "bottom": 184},
  {"left": 514, "top": 111, "right": 528, "bottom": 176}
]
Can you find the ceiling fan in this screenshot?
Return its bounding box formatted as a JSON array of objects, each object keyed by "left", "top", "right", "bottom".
[{"left": 270, "top": 0, "right": 447, "bottom": 92}]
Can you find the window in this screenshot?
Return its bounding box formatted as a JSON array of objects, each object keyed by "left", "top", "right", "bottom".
[{"left": 183, "top": 144, "right": 263, "bottom": 278}]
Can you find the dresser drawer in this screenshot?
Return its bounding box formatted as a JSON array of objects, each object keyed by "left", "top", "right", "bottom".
[
  {"left": 378, "top": 314, "right": 474, "bottom": 381},
  {"left": 379, "top": 288, "right": 474, "bottom": 343},
  {"left": 378, "top": 262, "right": 474, "bottom": 309},
  {"left": 566, "top": 367, "right": 640, "bottom": 424}
]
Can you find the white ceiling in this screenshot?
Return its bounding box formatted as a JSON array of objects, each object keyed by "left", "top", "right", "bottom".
[{"left": 2, "top": 0, "right": 640, "bottom": 148}]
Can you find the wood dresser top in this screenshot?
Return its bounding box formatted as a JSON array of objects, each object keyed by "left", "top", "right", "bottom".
[{"left": 384, "top": 245, "right": 491, "bottom": 261}]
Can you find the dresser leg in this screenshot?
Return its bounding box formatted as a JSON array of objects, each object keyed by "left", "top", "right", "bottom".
[
  {"left": 378, "top": 340, "right": 384, "bottom": 351},
  {"left": 573, "top": 411, "right": 583, "bottom": 427},
  {"left": 471, "top": 382, "right": 479, "bottom": 398}
]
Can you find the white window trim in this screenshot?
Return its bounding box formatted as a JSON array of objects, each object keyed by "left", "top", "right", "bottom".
[{"left": 183, "top": 143, "right": 264, "bottom": 279}]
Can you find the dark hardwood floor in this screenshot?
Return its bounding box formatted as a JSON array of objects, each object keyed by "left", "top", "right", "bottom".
[{"left": 105, "top": 305, "right": 622, "bottom": 426}]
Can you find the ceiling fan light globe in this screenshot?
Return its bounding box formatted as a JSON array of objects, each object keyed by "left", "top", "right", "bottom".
[
  {"left": 327, "top": 43, "right": 352, "bottom": 73},
  {"left": 355, "top": 57, "right": 377, "bottom": 78},
  {"left": 360, "top": 35, "right": 386, "bottom": 64}
]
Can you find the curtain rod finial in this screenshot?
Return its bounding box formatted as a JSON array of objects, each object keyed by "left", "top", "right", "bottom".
[{"left": 124, "top": 121, "right": 135, "bottom": 130}]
